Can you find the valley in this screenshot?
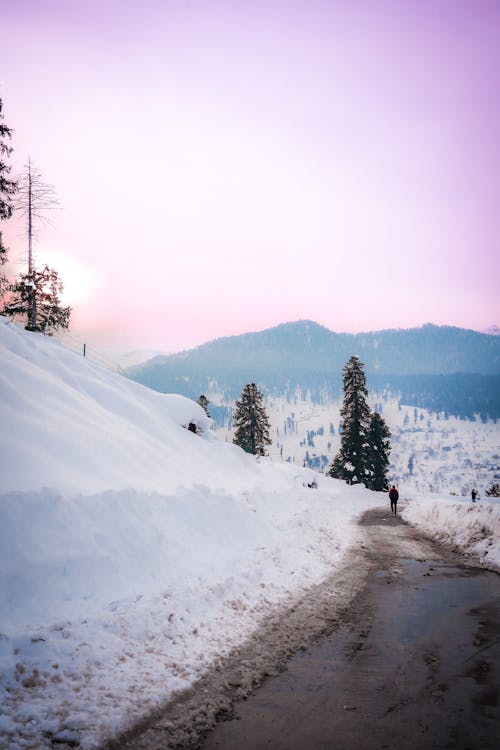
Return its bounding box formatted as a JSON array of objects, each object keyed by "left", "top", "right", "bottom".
[{"left": 211, "top": 392, "right": 499, "bottom": 497}]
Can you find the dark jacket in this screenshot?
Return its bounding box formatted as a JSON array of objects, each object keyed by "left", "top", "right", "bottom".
[{"left": 389, "top": 487, "right": 399, "bottom": 502}]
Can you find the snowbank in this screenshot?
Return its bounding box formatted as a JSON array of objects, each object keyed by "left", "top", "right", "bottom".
[
  {"left": 401, "top": 494, "right": 500, "bottom": 569},
  {"left": 0, "top": 318, "right": 224, "bottom": 495},
  {"left": 0, "top": 318, "right": 381, "bottom": 749}
]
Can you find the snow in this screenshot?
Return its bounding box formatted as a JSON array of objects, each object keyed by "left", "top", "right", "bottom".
[
  {"left": 401, "top": 493, "right": 500, "bottom": 568},
  {"left": 0, "top": 318, "right": 380, "bottom": 749},
  {"left": 0, "top": 316, "right": 498, "bottom": 749},
  {"left": 214, "top": 390, "right": 500, "bottom": 496}
]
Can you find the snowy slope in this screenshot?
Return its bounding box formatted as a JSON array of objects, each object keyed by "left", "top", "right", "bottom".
[
  {"left": 0, "top": 318, "right": 381, "bottom": 749},
  {"left": 0, "top": 317, "right": 498, "bottom": 750}
]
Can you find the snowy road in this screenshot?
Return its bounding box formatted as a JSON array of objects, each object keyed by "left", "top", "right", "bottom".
[{"left": 108, "top": 508, "right": 500, "bottom": 750}]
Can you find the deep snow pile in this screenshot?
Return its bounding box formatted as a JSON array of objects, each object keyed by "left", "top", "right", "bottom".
[
  {"left": 401, "top": 493, "right": 500, "bottom": 569},
  {"left": 0, "top": 318, "right": 380, "bottom": 750}
]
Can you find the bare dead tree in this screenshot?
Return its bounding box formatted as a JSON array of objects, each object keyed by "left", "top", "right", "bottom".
[
  {"left": 3, "top": 159, "right": 70, "bottom": 333},
  {"left": 12, "top": 159, "right": 61, "bottom": 329},
  {"left": 15, "top": 158, "right": 60, "bottom": 273}
]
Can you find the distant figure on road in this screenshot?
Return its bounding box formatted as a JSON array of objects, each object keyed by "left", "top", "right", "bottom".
[
  {"left": 471, "top": 488, "right": 478, "bottom": 502},
  {"left": 389, "top": 485, "right": 399, "bottom": 515}
]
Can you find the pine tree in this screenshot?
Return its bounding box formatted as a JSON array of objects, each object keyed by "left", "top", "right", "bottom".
[
  {"left": 4, "top": 264, "right": 70, "bottom": 334},
  {"left": 485, "top": 483, "right": 500, "bottom": 498},
  {"left": 197, "top": 394, "right": 211, "bottom": 417},
  {"left": 365, "top": 412, "right": 391, "bottom": 491},
  {"left": 233, "top": 382, "right": 271, "bottom": 456},
  {"left": 328, "top": 356, "right": 371, "bottom": 484},
  {"left": 0, "top": 99, "right": 17, "bottom": 299}
]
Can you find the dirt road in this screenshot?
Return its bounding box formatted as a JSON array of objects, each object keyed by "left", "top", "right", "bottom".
[{"left": 111, "top": 508, "right": 499, "bottom": 750}]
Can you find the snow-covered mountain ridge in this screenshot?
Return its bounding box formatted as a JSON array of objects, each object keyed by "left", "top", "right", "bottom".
[
  {"left": 125, "top": 320, "right": 499, "bottom": 491},
  {"left": 132, "top": 320, "right": 500, "bottom": 376},
  {"left": 127, "top": 320, "right": 500, "bottom": 420}
]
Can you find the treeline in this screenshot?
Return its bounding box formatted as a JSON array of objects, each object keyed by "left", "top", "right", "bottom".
[
  {"left": 371, "top": 373, "right": 500, "bottom": 421},
  {"left": 131, "top": 362, "right": 500, "bottom": 422},
  {"left": 129, "top": 351, "right": 500, "bottom": 422}
]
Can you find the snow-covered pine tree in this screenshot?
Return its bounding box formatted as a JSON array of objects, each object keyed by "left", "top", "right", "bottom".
[
  {"left": 365, "top": 412, "right": 391, "bottom": 491},
  {"left": 328, "top": 355, "right": 371, "bottom": 485},
  {"left": 0, "top": 99, "right": 17, "bottom": 300},
  {"left": 197, "top": 394, "right": 211, "bottom": 417},
  {"left": 485, "top": 483, "right": 500, "bottom": 497},
  {"left": 4, "top": 264, "right": 70, "bottom": 334},
  {"left": 233, "top": 382, "right": 271, "bottom": 456}
]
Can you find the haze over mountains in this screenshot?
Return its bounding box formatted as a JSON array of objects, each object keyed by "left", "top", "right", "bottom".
[{"left": 127, "top": 321, "right": 500, "bottom": 420}]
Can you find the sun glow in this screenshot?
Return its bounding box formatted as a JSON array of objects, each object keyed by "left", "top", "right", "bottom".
[{"left": 38, "top": 251, "right": 94, "bottom": 307}]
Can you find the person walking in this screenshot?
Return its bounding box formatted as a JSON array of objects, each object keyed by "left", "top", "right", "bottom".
[
  {"left": 471, "top": 488, "right": 478, "bottom": 502},
  {"left": 389, "top": 485, "right": 399, "bottom": 515}
]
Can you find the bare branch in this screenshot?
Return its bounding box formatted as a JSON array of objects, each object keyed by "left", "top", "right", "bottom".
[
  {"left": 14, "top": 161, "right": 61, "bottom": 217},
  {"left": 14, "top": 160, "right": 62, "bottom": 272}
]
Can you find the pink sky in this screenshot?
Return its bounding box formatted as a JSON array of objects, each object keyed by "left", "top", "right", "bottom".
[{"left": 1, "top": 0, "right": 499, "bottom": 353}]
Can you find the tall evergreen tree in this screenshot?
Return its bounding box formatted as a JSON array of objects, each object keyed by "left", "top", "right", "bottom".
[
  {"left": 197, "top": 394, "right": 211, "bottom": 417},
  {"left": 0, "top": 99, "right": 17, "bottom": 299},
  {"left": 328, "top": 355, "right": 371, "bottom": 484},
  {"left": 4, "top": 264, "right": 70, "bottom": 334},
  {"left": 233, "top": 382, "right": 271, "bottom": 456},
  {"left": 365, "top": 412, "right": 391, "bottom": 491}
]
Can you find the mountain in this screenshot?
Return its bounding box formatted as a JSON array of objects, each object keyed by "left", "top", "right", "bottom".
[
  {"left": 127, "top": 321, "right": 500, "bottom": 419},
  {"left": 485, "top": 325, "right": 500, "bottom": 336},
  {"left": 117, "top": 347, "right": 171, "bottom": 368}
]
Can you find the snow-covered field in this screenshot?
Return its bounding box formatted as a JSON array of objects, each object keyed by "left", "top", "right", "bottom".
[
  {"left": 213, "top": 391, "right": 500, "bottom": 496},
  {"left": 0, "top": 317, "right": 498, "bottom": 749}
]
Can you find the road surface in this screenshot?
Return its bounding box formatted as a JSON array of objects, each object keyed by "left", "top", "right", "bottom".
[{"left": 111, "top": 507, "right": 499, "bottom": 750}]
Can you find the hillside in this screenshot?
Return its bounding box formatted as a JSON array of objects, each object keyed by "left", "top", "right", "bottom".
[
  {"left": 1, "top": 317, "right": 499, "bottom": 749},
  {"left": 0, "top": 317, "right": 380, "bottom": 749},
  {"left": 127, "top": 321, "right": 500, "bottom": 419}
]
